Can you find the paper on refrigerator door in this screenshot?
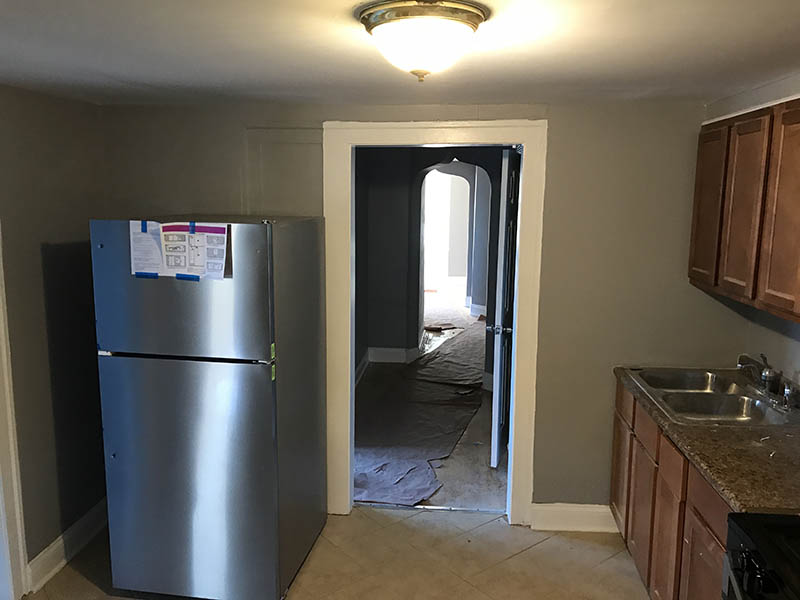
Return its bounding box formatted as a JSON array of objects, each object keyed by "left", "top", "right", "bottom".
[
  {"left": 129, "top": 220, "right": 164, "bottom": 275},
  {"left": 128, "top": 220, "right": 228, "bottom": 280},
  {"left": 160, "top": 222, "right": 228, "bottom": 280}
]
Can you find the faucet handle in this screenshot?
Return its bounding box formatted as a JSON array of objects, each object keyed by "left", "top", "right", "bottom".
[
  {"left": 760, "top": 353, "right": 771, "bottom": 368},
  {"left": 784, "top": 381, "right": 797, "bottom": 408}
]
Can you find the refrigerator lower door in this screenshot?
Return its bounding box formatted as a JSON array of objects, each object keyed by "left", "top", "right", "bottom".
[{"left": 98, "top": 355, "right": 278, "bottom": 600}]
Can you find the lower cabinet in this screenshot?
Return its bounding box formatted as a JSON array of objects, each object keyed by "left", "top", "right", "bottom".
[
  {"left": 611, "top": 378, "right": 732, "bottom": 598},
  {"left": 610, "top": 412, "right": 633, "bottom": 539},
  {"left": 649, "top": 436, "right": 688, "bottom": 600},
  {"left": 628, "top": 438, "right": 657, "bottom": 584},
  {"left": 679, "top": 507, "right": 726, "bottom": 600}
]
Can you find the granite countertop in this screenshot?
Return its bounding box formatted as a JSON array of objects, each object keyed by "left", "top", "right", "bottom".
[{"left": 614, "top": 366, "right": 800, "bottom": 514}]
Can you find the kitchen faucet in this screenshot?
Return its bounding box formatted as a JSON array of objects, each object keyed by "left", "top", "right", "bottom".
[
  {"left": 737, "top": 353, "right": 779, "bottom": 388},
  {"left": 738, "top": 353, "right": 796, "bottom": 409}
]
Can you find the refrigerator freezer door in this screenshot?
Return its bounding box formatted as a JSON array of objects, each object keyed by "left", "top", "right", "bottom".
[
  {"left": 99, "top": 355, "right": 279, "bottom": 600},
  {"left": 90, "top": 220, "right": 273, "bottom": 361}
]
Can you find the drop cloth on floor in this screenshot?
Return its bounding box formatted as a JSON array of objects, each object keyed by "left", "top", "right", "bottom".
[
  {"left": 405, "top": 321, "right": 485, "bottom": 387},
  {"left": 354, "top": 320, "right": 486, "bottom": 505}
]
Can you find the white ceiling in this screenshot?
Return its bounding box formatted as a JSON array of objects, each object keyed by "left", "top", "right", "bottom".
[{"left": 2, "top": 0, "right": 800, "bottom": 105}]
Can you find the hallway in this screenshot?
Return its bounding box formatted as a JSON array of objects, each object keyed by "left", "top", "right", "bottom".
[{"left": 354, "top": 303, "right": 506, "bottom": 509}]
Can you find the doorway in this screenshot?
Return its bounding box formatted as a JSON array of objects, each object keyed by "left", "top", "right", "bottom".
[
  {"left": 322, "top": 120, "right": 548, "bottom": 525},
  {"left": 352, "top": 146, "right": 519, "bottom": 512}
]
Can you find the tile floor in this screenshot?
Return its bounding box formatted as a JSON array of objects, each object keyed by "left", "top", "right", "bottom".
[{"left": 27, "top": 507, "right": 648, "bottom": 600}]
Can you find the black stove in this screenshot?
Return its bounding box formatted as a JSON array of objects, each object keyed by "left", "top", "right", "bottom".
[{"left": 724, "top": 513, "right": 800, "bottom": 599}]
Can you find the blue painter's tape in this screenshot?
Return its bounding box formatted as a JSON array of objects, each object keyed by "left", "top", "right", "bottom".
[
  {"left": 141, "top": 220, "right": 147, "bottom": 233},
  {"left": 189, "top": 221, "right": 196, "bottom": 234},
  {"left": 176, "top": 273, "right": 200, "bottom": 282},
  {"left": 135, "top": 271, "right": 159, "bottom": 279}
]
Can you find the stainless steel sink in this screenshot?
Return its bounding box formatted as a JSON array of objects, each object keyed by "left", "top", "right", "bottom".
[
  {"left": 628, "top": 367, "right": 797, "bottom": 426},
  {"left": 660, "top": 392, "right": 790, "bottom": 425},
  {"left": 637, "top": 369, "right": 747, "bottom": 394}
]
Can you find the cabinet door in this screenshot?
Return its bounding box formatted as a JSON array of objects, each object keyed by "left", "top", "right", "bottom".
[
  {"left": 610, "top": 412, "right": 633, "bottom": 539},
  {"left": 758, "top": 101, "right": 800, "bottom": 313},
  {"left": 717, "top": 113, "right": 772, "bottom": 299},
  {"left": 679, "top": 507, "right": 725, "bottom": 600},
  {"left": 688, "top": 126, "right": 730, "bottom": 285},
  {"left": 628, "top": 438, "right": 657, "bottom": 585},
  {"left": 650, "top": 473, "right": 685, "bottom": 600}
]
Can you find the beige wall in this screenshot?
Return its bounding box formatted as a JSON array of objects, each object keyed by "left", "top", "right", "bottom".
[
  {"left": 533, "top": 102, "right": 755, "bottom": 503},
  {"left": 5, "top": 90, "right": 788, "bottom": 563},
  {"left": 98, "top": 99, "right": 760, "bottom": 506},
  {"left": 0, "top": 85, "right": 106, "bottom": 557}
]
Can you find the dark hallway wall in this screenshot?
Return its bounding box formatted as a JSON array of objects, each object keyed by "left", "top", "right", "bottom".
[{"left": 354, "top": 146, "right": 505, "bottom": 368}]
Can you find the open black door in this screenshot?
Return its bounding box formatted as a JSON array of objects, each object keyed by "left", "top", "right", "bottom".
[{"left": 489, "top": 146, "right": 522, "bottom": 468}]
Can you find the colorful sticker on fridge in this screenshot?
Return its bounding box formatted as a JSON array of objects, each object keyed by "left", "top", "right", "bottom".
[{"left": 128, "top": 220, "right": 228, "bottom": 280}]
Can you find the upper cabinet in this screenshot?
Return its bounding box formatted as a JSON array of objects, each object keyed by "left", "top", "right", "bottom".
[
  {"left": 757, "top": 100, "right": 800, "bottom": 315},
  {"left": 688, "top": 126, "right": 729, "bottom": 286},
  {"left": 717, "top": 110, "right": 772, "bottom": 299},
  {"left": 688, "top": 100, "right": 800, "bottom": 323}
]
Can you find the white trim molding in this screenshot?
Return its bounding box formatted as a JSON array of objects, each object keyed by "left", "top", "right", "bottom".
[
  {"left": 367, "top": 347, "right": 419, "bottom": 364},
  {"left": 704, "top": 71, "right": 800, "bottom": 124},
  {"left": 27, "top": 499, "right": 107, "bottom": 593},
  {"left": 323, "top": 120, "right": 548, "bottom": 524},
  {"left": 528, "top": 503, "right": 618, "bottom": 533},
  {"left": 0, "top": 221, "right": 29, "bottom": 598},
  {"left": 469, "top": 304, "right": 487, "bottom": 317}
]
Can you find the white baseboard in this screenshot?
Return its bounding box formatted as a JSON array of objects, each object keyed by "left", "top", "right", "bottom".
[
  {"left": 470, "top": 304, "right": 487, "bottom": 317},
  {"left": 354, "top": 352, "right": 369, "bottom": 387},
  {"left": 28, "top": 498, "right": 108, "bottom": 593},
  {"left": 528, "top": 503, "right": 618, "bottom": 533},
  {"left": 368, "top": 347, "right": 419, "bottom": 364},
  {"left": 482, "top": 371, "right": 493, "bottom": 391}
]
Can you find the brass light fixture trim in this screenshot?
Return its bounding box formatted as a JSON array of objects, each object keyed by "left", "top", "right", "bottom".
[{"left": 358, "top": 1, "right": 490, "bottom": 35}]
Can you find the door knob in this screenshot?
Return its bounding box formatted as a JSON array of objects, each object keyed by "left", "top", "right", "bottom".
[{"left": 486, "top": 325, "right": 513, "bottom": 335}]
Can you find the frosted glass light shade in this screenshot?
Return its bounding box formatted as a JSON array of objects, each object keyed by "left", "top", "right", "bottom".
[{"left": 370, "top": 17, "right": 476, "bottom": 80}]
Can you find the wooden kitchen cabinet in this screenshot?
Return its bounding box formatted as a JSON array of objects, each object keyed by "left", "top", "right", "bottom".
[
  {"left": 688, "top": 125, "right": 730, "bottom": 286},
  {"left": 678, "top": 466, "right": 731, "bottom": 600},
  {"left": 688, "top": 99, "right": 800, "bottom": 326},
  {"left": 757, "top": 100, "right": 800, "bottom": 314},
  {"left": 717, "top": 110, "right": 772, "bottom": 300},
  {"left": 610, "top": 411, "right": 633, "bottom": 539},
  {"left": 612, "top": 376, "right": 733, "bottom": 599},
  {"left": 627, "top": 437, "right": 657, "bottom": 585},
  {"left": 650, "top": 437, "right": 689, "bottom": 600},
  {"left": 678, "top": 507, "right": 726, "bottom": 600}
]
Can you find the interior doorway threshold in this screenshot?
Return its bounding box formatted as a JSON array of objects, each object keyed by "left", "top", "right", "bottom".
[{"left": 354, "top": 501, "right": 505, "bottom": 515}]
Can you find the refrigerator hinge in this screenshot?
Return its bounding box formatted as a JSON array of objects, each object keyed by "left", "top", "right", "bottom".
[{"left": 98, "top": 350, "right": 112, "bottom": 357}]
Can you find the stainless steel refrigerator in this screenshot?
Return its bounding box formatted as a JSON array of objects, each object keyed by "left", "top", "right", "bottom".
[{"left": 89, "top": 217, "right": 326, "bottom": 600}]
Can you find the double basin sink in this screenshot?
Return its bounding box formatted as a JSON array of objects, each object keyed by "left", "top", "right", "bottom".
[{"left": 628, "top": 367, "right": 798, "bottom": 427}]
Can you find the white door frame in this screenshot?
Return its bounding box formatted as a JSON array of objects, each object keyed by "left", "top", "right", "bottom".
[
  {"left": 323, "top": 120, "right": 548, "bottom": 524},
  {"left": 0, "top": 221, "right": 29, "bottom": 598}
]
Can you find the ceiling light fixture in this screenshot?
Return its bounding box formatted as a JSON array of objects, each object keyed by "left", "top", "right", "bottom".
[{"left": 358, "top": 0, "right": 490, "bottom": 82}]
